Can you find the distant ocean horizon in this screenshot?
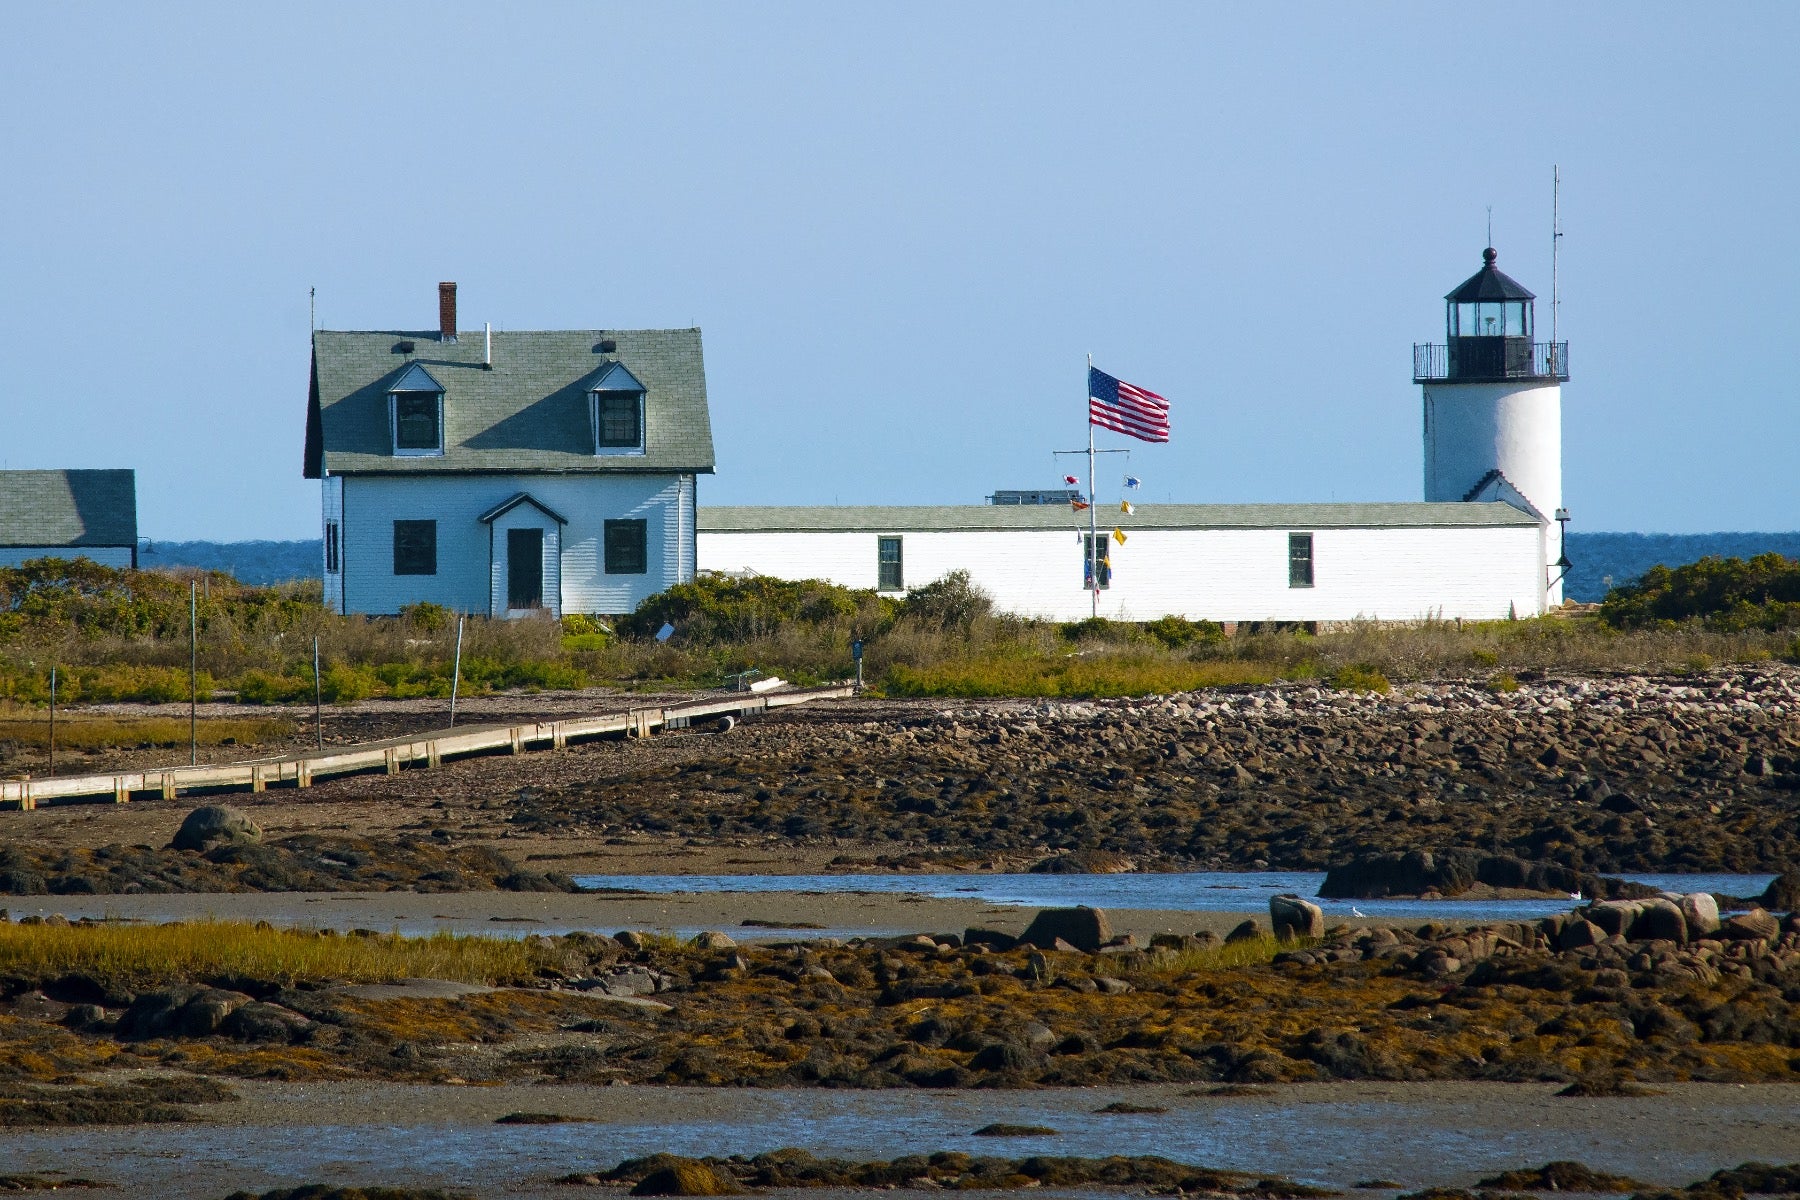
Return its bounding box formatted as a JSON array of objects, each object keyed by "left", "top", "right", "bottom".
[{"left": 137, "top": 531, "right": 1800, "bottom": 604}]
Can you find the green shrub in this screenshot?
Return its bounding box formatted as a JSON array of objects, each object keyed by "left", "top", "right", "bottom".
[
  {"left": 621, "top": 574, "right": 891, "bottom": 642},
  {"left": 1601, "top": 553, "right": 1800, "bottom": 630},
  {"left": 1143, "top": 615, "right": 1225, "bottom": 649},
  {"left": 1486, "top": 672, "right": 1520, "bottom": 693},
  {"left": 236, "top": 669, "right": 313, "bottom": 704},
  {"left": 561, "top": 613, "right": 611, "bottom": 637},
  {"left": 899, "top": 570, "right": 993, "bottom": 629},
  {"left": 399, "top": 601, "right": 454, "bottom": 633},
  {"left": 1328, "top": 664, "right": 1390, "bottom": 693},
  {"left": 561, "top": 632, "right": 610, "bottom": 652},
  {"left": 319, "top": 663, "right": 376, "bottom": 704}
]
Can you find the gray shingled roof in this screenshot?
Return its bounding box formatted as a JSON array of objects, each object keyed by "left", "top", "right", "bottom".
[
  {"left": 699, "top": 502, "right": 1540, "bottom": 533},
  {"left": 306, "top": 328, "right": 714, "bottom": 477},
  {"left": 0, "top": 470, "right": 137, "bottom": 547}
]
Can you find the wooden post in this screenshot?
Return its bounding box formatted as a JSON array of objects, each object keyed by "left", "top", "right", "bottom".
[
  {"left": 251, "top": 765, "right": 267, "bottom": 793},
  {"left": 509, "top": 727, "right": 524, "bottom": 754},
  {"left": 449, "top": 615, "right": 464, "bottom": 727},
  {"left": 113, "top": 777, "right": 129, "bottom": 804},
  {"left": 189, "top": 581, "right": 198, "bottom": 766},
  {"left": 313, "top": 637, "right": 323, "bottom": 750},
  {"left": 161, "top": 772, "right": 177, "bottom": 800},
  {"left": 551, "top": 721, "right": 567, "bottom": 750},
  {"left": 295, "top": 762, "right": 312, "bottom": 789},
  {"left": 384, "top": 747, "right": 401, "bottom": 775},
  {"left": 47, "top": 666, "right": 56, "bottom": 779},
  {"left": 427, "top": 741, "right": 441, "bottom": 768}
]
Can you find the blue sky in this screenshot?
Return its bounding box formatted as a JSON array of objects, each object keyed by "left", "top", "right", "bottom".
[{"left": 2, "top": 4, "right": 1796, "bottom": 539}]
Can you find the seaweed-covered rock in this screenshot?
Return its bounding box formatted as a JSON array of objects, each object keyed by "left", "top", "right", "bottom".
[
  {"left": 626, "top": 1158, "right": 744, "bottom": 1197},
  {"left": 170, "top": 806, "right": 262, "bottom": 852}
]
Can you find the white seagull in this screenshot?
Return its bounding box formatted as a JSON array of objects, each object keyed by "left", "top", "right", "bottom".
[
  {"left": 1351, "top": 907, "right": 1366, "bottom": 918},
  {"left": 1569, "top": 890, "right": 1583, "bottom": 902}
]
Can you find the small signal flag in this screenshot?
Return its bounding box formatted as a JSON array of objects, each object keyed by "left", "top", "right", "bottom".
[
  {"left": 1113, "top": 528, "right": 1127, "bottom": 545},
  {"left": 1120, "top": 500, "right": 1134, "bottom": 515}
]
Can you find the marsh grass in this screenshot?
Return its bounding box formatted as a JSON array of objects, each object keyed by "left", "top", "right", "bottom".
[
  {"left": 1132, "top": 934, "right": 1299, "bottom": 975},
  {"left": 0, "top": 712, "right": 293, "bottom": 751},
  {"left": 0, "top": 921, "right": 540, "bottom": 987}
]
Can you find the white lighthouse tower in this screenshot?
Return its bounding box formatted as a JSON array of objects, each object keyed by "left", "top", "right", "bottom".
[{"left": 1416, "top": 247, "right": 1569, "bottom": 610}]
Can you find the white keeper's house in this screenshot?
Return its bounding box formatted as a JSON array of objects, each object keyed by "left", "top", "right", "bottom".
[
  {"left": 698, "top": 246, "right": 1571, "bottom": 623},
  {"left": 0, "top": 470, "right": 138, "bottom": 569},
  {"left": 304, "top": 284, "right": 713, "bottom": 616}
]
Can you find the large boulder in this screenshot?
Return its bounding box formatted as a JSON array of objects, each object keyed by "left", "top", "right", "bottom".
[
  {"left": 1018, "top": 906, "right": 1112, "bottom": 953},
  {"left": 169, "top": 805, "right": 262, "bottom": 852},
  {"left": 1558, "top": 918, "right": 1605, "bottom": 951},
  {"left": 1583, "top": 900, "right": 1642, "bottom": 939},
  {"left": 1720, "top": 909, "right": 1780, "bottom": 942},
  {"left": 1629, "top": 898, "right": 1687, "bottom": 944},
  {"left": 1759, "top": 870, "right": 1800, "bottom": 914},
  {"left": 1679, "top": 892, "right": 1721, "bottom": 937},
  {"left": 1269, "top": 894, "right": 1324, "bottom": 941}
]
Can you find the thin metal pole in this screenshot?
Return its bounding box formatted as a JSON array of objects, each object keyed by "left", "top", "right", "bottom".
[
  {"left": 1087, "top": 354, "right": 1098, "bottom": 620},
  {"left": 312, "top": 636, "right": 323, "bottom": 749},
  {"left": 1550, "top": 164, "right": 1561, "bottom": 371},
  {"left": 189, "top": 581, "right": 198, "bottom": 766},
  {"left": 47, "top": 666, "right": 56, "bottom": 779},
  {"left": 448, "top": 615, "right": 465, "bottom": 727}
]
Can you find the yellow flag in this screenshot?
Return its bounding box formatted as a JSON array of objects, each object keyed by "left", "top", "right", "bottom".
[
  {"left": 1120, "top": 500, "right": 1135, "bottom": 515},
  {"left": 1112, "top": 527, "right": 1127, "bottom": 546}
]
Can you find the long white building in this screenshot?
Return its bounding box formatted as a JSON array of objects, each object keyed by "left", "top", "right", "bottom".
[
  {"left": 698, "top": 502, "right": 1545, "bottom": 623},
  {"left": 696, "top": 246, "right": 1572, "bottom": 624}
]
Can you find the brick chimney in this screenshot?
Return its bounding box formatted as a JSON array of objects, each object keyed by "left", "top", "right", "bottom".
[{"left": 438, "top": 282, "right": 457, "bottom": 342}]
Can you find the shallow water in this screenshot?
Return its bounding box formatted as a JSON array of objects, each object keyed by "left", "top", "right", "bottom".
[
  {"left": 7, "top": 1083, "right": 1798, "bottom": 1197},
  {"left": 575, "top": 869, "right": 1778, "bottom": 924}
]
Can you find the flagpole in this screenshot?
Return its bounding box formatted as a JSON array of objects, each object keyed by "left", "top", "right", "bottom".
[{"left": 1087, "top": 354, "right": 1098, "bottom": 619}]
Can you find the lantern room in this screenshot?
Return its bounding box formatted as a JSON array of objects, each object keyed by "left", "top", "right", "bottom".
[{"left": 1413, "top": 247, "right": 1568, "bottom": 383}]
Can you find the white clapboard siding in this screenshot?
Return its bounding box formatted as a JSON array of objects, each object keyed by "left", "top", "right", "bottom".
[
  {"left": 338, "top": 473, "right": 692, "bottom": 617},
  {"left": 321, "top": 475, "right": 345, "bottom": 613},
  {"left": 698, "top": 524, "right": 1546, "bottom": 622},
  {"left": 0, "top": 547, "right": 134, "bottom": 569}
]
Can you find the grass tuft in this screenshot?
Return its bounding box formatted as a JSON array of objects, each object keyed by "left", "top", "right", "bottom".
[{"left": 0, "top": 921, "right": 539, "bottom": 988}]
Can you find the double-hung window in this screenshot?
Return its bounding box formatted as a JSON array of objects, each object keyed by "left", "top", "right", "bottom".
[
  {"left": 589, "top": 361, "right": 647, "bottom": 455},
  {"left": 1082, "top": 534, "right": 1112, "bottom": 590},
  {"left": 388, "top": 363, "right": 445, "bottom": 456},
  {"left": 1288, "top": 532, "right": 1314, "bottom": 588},
  {"left": 877, "top": 537, "right": 903, "bottom": 591},
  {"left": 394, "top": 520, "right": 437, "bottom": 576},
  {"left": 605, "top": 519, "right": 648, "bottom": 574}
]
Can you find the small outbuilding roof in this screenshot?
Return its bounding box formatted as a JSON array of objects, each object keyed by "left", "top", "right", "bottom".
[
  {"left": 0, "top": 469, "right": 138, "bottom": 548},
  {"left": 699, "top": 501, "right": 1540, "bottom": 534},
  {"left": 1446, "top": 248, "right": 1536, "bottom": 303},
  {"left": 306, "top": 328, "right": 714, "bottom": 478}
]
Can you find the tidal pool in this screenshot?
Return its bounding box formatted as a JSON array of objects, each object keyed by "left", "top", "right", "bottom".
[
  {"left": 6, "top": 1082, "right": 1797, "bottom": 1199},
  {"left": 574, "top": 869, "right": 1778, "bottom": 923}
]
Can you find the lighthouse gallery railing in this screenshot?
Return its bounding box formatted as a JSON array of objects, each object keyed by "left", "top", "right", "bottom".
[{"left": 1413, "top": 341, "right": 1569, "bottom": 383}]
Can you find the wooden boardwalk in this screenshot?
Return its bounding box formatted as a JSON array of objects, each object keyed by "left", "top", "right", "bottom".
[{"left": 0, "top": 685, "right": 856, "bottom": 811}]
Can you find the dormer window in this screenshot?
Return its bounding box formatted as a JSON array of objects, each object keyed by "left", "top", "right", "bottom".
[
  {"left": 588, "top": 361, "right": 646, "bottom": 455},
  {"left": 388, "top": 362, "right": 445, "bottom": 457}
]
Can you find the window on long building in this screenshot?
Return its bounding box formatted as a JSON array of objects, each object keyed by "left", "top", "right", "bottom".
[
  {"left": 325, "top": 522, "right": 340, "bottom": 573},
  {"left": 1288, "top": 532, "right": 1314, "bottom": 588},
  {"left": 877, "top": 536, "right": 904, "bottom": 591}
]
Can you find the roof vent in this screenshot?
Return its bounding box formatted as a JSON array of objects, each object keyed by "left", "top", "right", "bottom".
[
  {"left": 393, "top": 340, "right": 416, "bottom": 354},
  {"left": 597, "top": 338, "right": 617, "bottom": 353}
]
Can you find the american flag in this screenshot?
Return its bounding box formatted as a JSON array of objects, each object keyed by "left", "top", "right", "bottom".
[{"left": 1088, "top": 366, "right": 1170, "bottom": 443}]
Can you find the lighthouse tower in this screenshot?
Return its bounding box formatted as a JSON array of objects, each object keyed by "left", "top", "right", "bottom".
[{"left": 1416, "top": 247, "right": 1569, "bottom": 609}]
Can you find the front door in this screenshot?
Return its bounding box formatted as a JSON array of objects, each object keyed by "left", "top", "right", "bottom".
[{"left": 507, "top": 528, "right": 544, "bottom": 610}]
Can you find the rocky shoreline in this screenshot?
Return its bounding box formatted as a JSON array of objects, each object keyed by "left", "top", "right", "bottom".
[{"left": 510, "top": 666, "right": 1800, "bottom": 874}]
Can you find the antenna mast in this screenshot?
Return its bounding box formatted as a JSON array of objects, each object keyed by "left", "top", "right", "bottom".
[{"left": 1551, "top": 166, "right": 1561, "bottom": 354}]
